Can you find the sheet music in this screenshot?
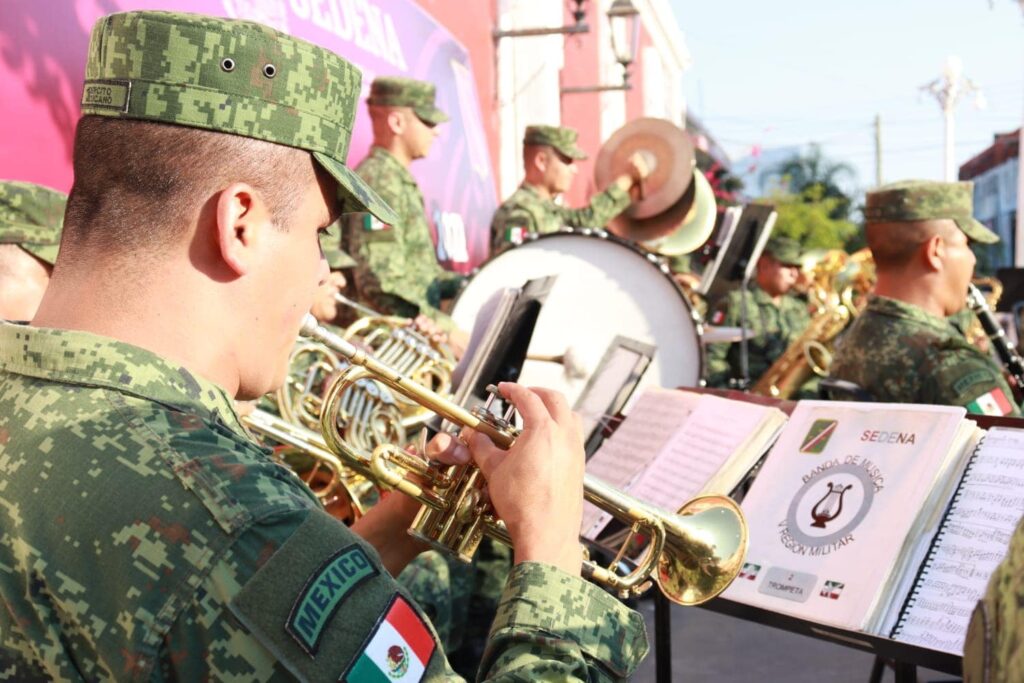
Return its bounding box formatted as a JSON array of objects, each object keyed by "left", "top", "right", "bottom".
[
  {"left": 895, "top": 427, "right": 1024, "bottom": 654},
  {"left": 627, "top": 394, "right": 784, "bottom": 512},
  {"left": 581, "top": 388, "right": 700, "bottom": 538}
]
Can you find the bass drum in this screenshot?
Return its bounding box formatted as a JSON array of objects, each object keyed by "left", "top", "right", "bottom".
[{"left": 451, "top": 229, "right": 704, "bottom": 407}]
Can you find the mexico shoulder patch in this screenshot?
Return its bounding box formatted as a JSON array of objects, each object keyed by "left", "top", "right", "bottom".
[
  {"left": 967, "top": 388, "right": 1014, "bottom": 416},
  {"left": 286, "top": 545, "right": 378, "bottom": 655},
  {"left": 343, "top": 594, "right": 436, "bottom": 683}
]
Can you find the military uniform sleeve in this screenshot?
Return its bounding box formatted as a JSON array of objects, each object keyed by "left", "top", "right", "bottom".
[
  {"left": 491, "top": 205, "right": 539, "bottom": 253},
  {"left": 479, "top": 563, "right": 648, "bottom": 681},
  {"left": 346, "top": 181, "right": 454, "bottom": 331},
  {"left": 921, "top": 339, "right": 1021, "bottom": 417},
  {"left": 557, "top": 184, "right": 631, "bottom": 230}
]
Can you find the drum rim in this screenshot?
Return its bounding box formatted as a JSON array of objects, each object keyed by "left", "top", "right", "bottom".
[{"left": 454, "top": 227, "right": 706, "bottom": 384}]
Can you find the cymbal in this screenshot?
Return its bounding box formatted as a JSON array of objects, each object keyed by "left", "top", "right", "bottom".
[
  {"left": 643, "top": 170, "right": 717, "bottom": 256},
  {"left": 594, "top": 117, "right": 695, "bottom": 221},
  {"left": 607, "top": 177, "right": 695, "bottom": 244}
]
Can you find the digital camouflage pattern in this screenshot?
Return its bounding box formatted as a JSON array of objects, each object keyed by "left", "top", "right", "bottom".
[
  {"left": 864, "top": 179, "right": 998, "bottom": 244},
  {"left": 490, "top": 182, "right": 631, "bottom": 252},
  {"left": 348, "top": 146, "right": 459, "bottom": 331},
  {"left": 80, "top": 11, "right": 396, "bottom": 225},
  {"left": 705, "top": 284, "right": 811, "bottom": 388},
  {"left": 964, "top": 516, "right": 1024, "bottom": 683},
  {"left": 0, "top": 322, "right": 648, "bottom": 681},
  {"left": 399, "top": 539, "right": 514, "bottom": 678},
  {"left": 367, "top": 76, "right": 449, "bottom": 125},
  {"left": 829, "top": 296, "right": 1020, "bottom": 415},
  {"left": 523, "top": 125, "right": 588, "bottom": 160},
  {"left": 0, "top": 180, "right": 67, "bottom": 265}
]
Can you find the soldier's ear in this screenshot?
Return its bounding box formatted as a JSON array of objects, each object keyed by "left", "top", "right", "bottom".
[
  {"left": 386, "top": 109, "right": 406, "bottom": 136},
  {"left": 921, "top": 233, "right": 944, "bottom": 272}
]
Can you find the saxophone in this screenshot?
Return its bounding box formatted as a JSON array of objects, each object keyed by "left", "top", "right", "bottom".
[{"left": 750, "top": 249, "right": 874, "bottom": 399}]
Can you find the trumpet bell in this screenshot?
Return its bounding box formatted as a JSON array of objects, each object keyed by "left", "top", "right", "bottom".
[{"left": 656, "top": 494, "right": 749, "bottom": 605}]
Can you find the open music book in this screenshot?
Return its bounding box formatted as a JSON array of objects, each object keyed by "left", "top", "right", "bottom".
[
  {"left": 886, "top": 426, "right": 1024, "bottom": 654},
  {"left": 581, "top": 389, "right": 788, "bottom": 539},
  {"left": 723, "top": 400, "right": 983, "bottom": 635}
]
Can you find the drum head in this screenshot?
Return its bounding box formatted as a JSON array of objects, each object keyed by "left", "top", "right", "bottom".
[{"left": 452, "top": 231, "right": 703, "bottom": 406}]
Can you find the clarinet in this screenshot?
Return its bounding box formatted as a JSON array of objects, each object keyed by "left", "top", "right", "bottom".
[{"left": 966, "top": 283, "right": 1024, "bottom": 389}]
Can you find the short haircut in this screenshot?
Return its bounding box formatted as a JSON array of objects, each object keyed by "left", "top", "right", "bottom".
[
  {"left": 62, "top": 116, "right": 315, "bottom": 260},
  {"left": 866, "top": 220, "right": 958, "bottom": 269}
]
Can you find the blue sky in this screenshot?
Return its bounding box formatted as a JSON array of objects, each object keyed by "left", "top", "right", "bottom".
[{"left": 667, "top": 0, "right": 1023, "bottom": 196}]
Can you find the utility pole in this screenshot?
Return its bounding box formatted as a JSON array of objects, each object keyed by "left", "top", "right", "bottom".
[
  {"left": 921, "top": 56, "right": 985, "bottom": 181},
  {"left": 873, "top": 114, "right": 883, "bottom": 187}
]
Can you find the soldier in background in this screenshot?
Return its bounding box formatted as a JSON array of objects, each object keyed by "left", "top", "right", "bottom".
[
  {"left": 828, "top": 180, "right": 1018, "bottom": 415},
  {"left": 347, "top": 76, "right": 467, "bottom": 353},
  {"left": 490, "top": 124, "right": 648, "bottom": 252},
  {"left": 310, "top": 229, "right": 355, "bottom": 325},
  {"left": 0, "top": 181, "right": 65, "bottom": 321},
  {"left": 0, "top": 11, "right": 648, "bottom": 680},
  {"left": 705, "top": 236, "right": 810, "bottom": 388}
]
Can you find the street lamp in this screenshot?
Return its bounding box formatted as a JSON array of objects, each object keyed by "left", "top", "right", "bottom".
[
  {"left": 493, "top": 0, "right": 589, "bottom": 40},
  {"left": 561, "top": 0, "right": 641, "bottom": 94},
  {"left": 921, "top": 55, "right": 986, "bottom": 181}
]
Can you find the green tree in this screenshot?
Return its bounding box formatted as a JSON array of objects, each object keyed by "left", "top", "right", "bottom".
[
  {"left": 761, "top": 144, "right": 856, "bottom": 220},
  {"left": 761, "top": 186, "right": 859, "bottom": 252}
]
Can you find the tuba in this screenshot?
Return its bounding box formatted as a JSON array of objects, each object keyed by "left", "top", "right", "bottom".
[
  {"left": 751, "top": 249, "right": 874, "bottom": 398},
  {"left": 300, "top": 315, "right": 749, "bottom": 606}
]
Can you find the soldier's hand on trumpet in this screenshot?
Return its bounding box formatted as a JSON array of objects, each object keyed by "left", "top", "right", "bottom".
[{"left": 463, "top": 382, "right": 586, "bottom": 575}]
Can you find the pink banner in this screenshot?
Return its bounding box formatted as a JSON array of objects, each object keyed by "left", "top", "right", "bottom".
[{"left": 0, "top": 0, "right": 495, "bottom": 269}]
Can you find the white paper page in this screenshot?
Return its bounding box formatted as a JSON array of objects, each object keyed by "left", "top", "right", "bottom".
[
  {"left": 581, "top": 388, "right": 700, "bottom": 538},
  {"left": 627, "top": 394, "right": 782, "bottom": 513},
  {"left": 894, "top": 427, "right": 1024, "bottom": 654},
  {"left": 724, "top": 401, "right": 968, "bottom": 632}
]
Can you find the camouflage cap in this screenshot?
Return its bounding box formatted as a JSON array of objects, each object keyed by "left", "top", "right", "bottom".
[
  {"left": 80, "top": 11, "right": 396, "bottom": 225},
  {"left": 764, "top": 235, "right": 802, "bottom": 266},
  {"left": 366, "top": 76, "right": 449, "bottom": 125},
  {"left": 523, "top": 125, "right": 587, "bottom": 160},
  {"left": 0, "top": 181, "right": 67, "bottom": 265},
  {"left": 864, "top": 180, "right": 998, "bottom": 244},
  {"left": 319, "top": 227, "right": 356, "bottom": 269}
]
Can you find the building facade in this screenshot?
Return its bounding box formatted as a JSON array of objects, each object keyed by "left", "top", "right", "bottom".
[{"left": 960, "top": 129, "right": 1021, "bottom": 273}]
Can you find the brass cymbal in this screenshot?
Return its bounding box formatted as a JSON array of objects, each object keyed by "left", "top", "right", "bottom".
[
  {"left": 643, "top": 171, "right": 717, "bottom": 256},
  {"left": 594, "top": 117, "right": 695, "bottom": 221},
  {"left": 608, "top": 176, "right": 695, "bottom": 244}
]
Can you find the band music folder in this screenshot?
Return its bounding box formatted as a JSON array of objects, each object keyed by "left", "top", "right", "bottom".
[{"left": 887, "top": 426, "right": 1024, "bottom": 654}]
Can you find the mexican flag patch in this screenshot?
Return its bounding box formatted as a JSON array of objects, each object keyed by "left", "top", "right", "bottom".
[
  {"left": 505, "top": 226, "right": 527, "bottom": 245},
  {"left": 363, "top": 214, "right": 391, "bottom": 232},
  {"left": 344, "top": 594, "right": 435, "bottom": 682},
  {"left": 967, "top": 388, "right": 1014, "bottom": 416}
]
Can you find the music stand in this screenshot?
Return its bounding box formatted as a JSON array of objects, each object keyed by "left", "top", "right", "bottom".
[
  {"left": 451, "top": 276, "right": 554, "bottom": 412},
  {"left": 697, "top": 204, "right": 778, "bottom": 308},
  {"left": 572, "top": 336, "right": 655, "bottom": 457}
]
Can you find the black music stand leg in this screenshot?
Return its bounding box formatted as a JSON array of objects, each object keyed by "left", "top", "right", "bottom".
[
  {"left": 868, "top": 656, "right": 885, "bottom": 683},
  {"left": 893, "top": 660, "right": 917, "bottom": 683},
  {"left": 654, "top": 592, "right": 672, "bottom": 683}
]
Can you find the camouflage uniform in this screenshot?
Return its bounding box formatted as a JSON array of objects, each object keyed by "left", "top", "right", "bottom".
[
  {"left": 0, "top": 12, "right": 648, "bottom": 682},
  {"left": 828, "top": 181, "right": 1016, "bottom": 416},
  {"left": 348, "top": 77, "right": 459, "bottom": 332},
  {"left": 490, "top": 125, "right": 631, "bottom": 252},
  {"left": 965, "top": 519, "right": 1024, "bottom": 683},
  {"left": 0, "top": 180, "right": 67, "bottom": 265},
  {"left": 705, "top": 237, "right": 810, "bottom": 388},
  {"left": 830, "top": 296, "right": 1019, "bottom": 415}
]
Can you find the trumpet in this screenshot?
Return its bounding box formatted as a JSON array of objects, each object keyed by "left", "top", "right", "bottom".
[{"left": 299, "top": 315, "right": 749, "bottom": 606}]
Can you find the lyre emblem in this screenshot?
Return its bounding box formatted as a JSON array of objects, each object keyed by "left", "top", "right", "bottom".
[{"left": 810, "top": 482, "right": 852, "bottom": 529}]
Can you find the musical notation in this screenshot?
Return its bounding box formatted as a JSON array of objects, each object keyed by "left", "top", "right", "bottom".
[{"left": 894, "top": 427, "right": 1024, "bottom": 654}]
